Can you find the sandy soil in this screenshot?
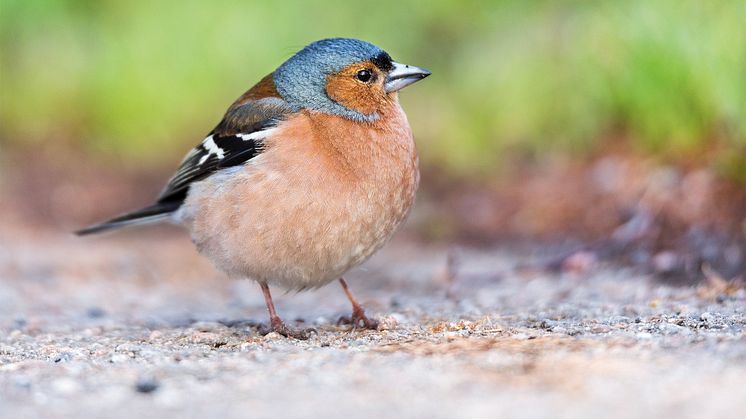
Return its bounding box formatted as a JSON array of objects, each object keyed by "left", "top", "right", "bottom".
[{"left": 1, "top": 225, "right": 744, "bottom": 419}]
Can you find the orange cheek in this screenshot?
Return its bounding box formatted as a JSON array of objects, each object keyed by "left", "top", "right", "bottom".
[{"left": 326, "top": 73, "right": 387, "bottom": 115}]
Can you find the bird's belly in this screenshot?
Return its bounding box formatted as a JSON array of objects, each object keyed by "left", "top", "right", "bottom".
[{"left": 180, "top": 161, "right": 418, "bottom": 290}]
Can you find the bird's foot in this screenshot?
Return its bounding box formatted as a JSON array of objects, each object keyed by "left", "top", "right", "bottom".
[
  {"left": 338, "top": 307, "right": 379, "bottom": 330},
  {"left": 261, "top": 318, "right": 315, "bottom": 340}
]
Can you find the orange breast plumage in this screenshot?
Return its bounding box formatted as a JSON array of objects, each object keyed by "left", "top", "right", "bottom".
[{"left": 178, "top": 101, "right": 418, "bottom": 290}]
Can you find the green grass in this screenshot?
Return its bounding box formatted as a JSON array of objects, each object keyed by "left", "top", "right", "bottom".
[{"left": 1, "top": 0, "right": 745, "bottom": 176}]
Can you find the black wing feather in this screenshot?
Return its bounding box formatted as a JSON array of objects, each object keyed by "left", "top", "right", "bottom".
[
  {"left": 157, "top": 100, "right": 294, "bottom": 203},
  {"left": 156, "top": 132, "right": 266, "bottom": 202}
]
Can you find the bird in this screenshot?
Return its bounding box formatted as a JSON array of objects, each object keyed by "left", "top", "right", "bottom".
[{"left": 76, "top": 38, "right": 430, "bottom": 338}]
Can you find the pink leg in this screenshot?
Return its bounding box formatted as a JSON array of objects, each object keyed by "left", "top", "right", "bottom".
[
  {"left": 259, "top": 282, "right": 310, "bottom": 339},
  {"left": 338, "top": 278, "right": 378, "bottom": 330}
]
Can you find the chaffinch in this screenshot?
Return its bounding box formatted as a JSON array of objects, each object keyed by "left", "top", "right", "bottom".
[{"left": 77, "top": 38, "right": 430, "bottom": 338}]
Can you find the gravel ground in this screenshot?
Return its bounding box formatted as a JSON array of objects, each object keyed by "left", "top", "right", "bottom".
[{"left": 1, "top": 226, "right": 745, "bottom": 419}]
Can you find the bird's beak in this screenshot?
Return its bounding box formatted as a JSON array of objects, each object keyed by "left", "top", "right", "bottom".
[{"left": 384, "top": 62, "right": 431, "bottom": 93}]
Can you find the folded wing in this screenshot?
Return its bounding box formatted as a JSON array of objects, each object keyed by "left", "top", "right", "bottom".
[{"left": 76, "top": 94, "right": 295, "bottom": 235}]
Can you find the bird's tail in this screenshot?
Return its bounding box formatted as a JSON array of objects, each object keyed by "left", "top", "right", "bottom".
[{"left": 75, "top": 201, "right": 181, "bottom": 236}]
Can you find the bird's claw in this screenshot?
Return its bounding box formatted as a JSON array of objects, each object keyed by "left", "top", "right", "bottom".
[
  {"left": 337, "top": 308, "right": 379, "bottom": 330},
  {"left": 261, "top": 319, "right": 316, "bottom": 340}
]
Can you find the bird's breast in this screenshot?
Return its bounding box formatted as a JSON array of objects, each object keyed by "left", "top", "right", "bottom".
[{"left": 182, "top": 105, "right": 419, "bottom": 290}]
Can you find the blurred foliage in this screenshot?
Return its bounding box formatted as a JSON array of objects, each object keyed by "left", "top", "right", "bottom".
[{"left": 1, "top": 0, "right": 745, "bottom": 176}]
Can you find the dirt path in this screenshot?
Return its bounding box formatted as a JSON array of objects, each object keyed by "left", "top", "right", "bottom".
[{"left": 1, "top": 227, "right": 744, "bottom": 419}]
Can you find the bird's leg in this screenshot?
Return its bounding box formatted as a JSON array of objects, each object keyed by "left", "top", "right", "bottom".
[
  {"left": 259, "top": 282, "right": 310, "bottom": 340},
  {"left": 337, "top": 278, "right": 379, "bottom": 330}
]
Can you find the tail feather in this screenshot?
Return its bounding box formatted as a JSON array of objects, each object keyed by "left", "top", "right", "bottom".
[{"left": 75, "top": 202, "right": 181, "bottom": 236}]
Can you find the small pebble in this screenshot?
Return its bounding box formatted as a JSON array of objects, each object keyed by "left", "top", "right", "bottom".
[
  {"left": 135, "top": 377, "right": 159, "bottom": 394},
  {"left": 591, "top": 325, "right": 611, "bottom": 334},
  {"left": 264, "top": 332, "right": 283, "bottom": 340},
  {"left": 53, "top": 352, "right": 73, "bottom": 363},
  {"left": 110, "top": 354, "right": 130, "bottom": 363},
  {"left": 86, "top": 307, "right": 106, "bottom": 318},
  {"left": 658, "top": 323, "right": 689, "bottom": 335},
  {"left": 377, "top": 315, "right": 400, "bottom": 330}
]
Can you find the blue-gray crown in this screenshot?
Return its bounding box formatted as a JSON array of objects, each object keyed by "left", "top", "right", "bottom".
[{"left": 273, "top": 38, "right": 392, "bottom": 122}]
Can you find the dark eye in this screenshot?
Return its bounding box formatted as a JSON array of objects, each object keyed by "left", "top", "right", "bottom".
[{"left": 356, "top": 69, "right": 373, "bottom": 83}]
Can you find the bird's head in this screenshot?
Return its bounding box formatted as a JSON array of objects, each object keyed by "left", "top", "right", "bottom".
[{"left": 273, "top": 38, "right": 430, "bottom": 122}]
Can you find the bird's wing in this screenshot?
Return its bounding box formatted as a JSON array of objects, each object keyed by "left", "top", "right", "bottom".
[
  {"left": 75, "top": 75, "right": 296, "bottom": 236},
  {"left": 157, "top": 97, "right": 295, "bottom": 204}
]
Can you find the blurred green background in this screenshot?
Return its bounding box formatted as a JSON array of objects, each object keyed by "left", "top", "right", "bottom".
[{"left": 1, "top": 0, "right": 745, "bottom": 177}]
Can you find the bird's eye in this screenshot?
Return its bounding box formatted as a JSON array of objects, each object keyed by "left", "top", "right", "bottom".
[{"left": 356, "top": 69, "right": 373, "bottom": 83}]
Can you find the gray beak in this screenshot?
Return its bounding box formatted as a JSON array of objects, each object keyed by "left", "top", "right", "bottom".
[{"left": 384, "top": 61, "right": 431, "bottom": 93}]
